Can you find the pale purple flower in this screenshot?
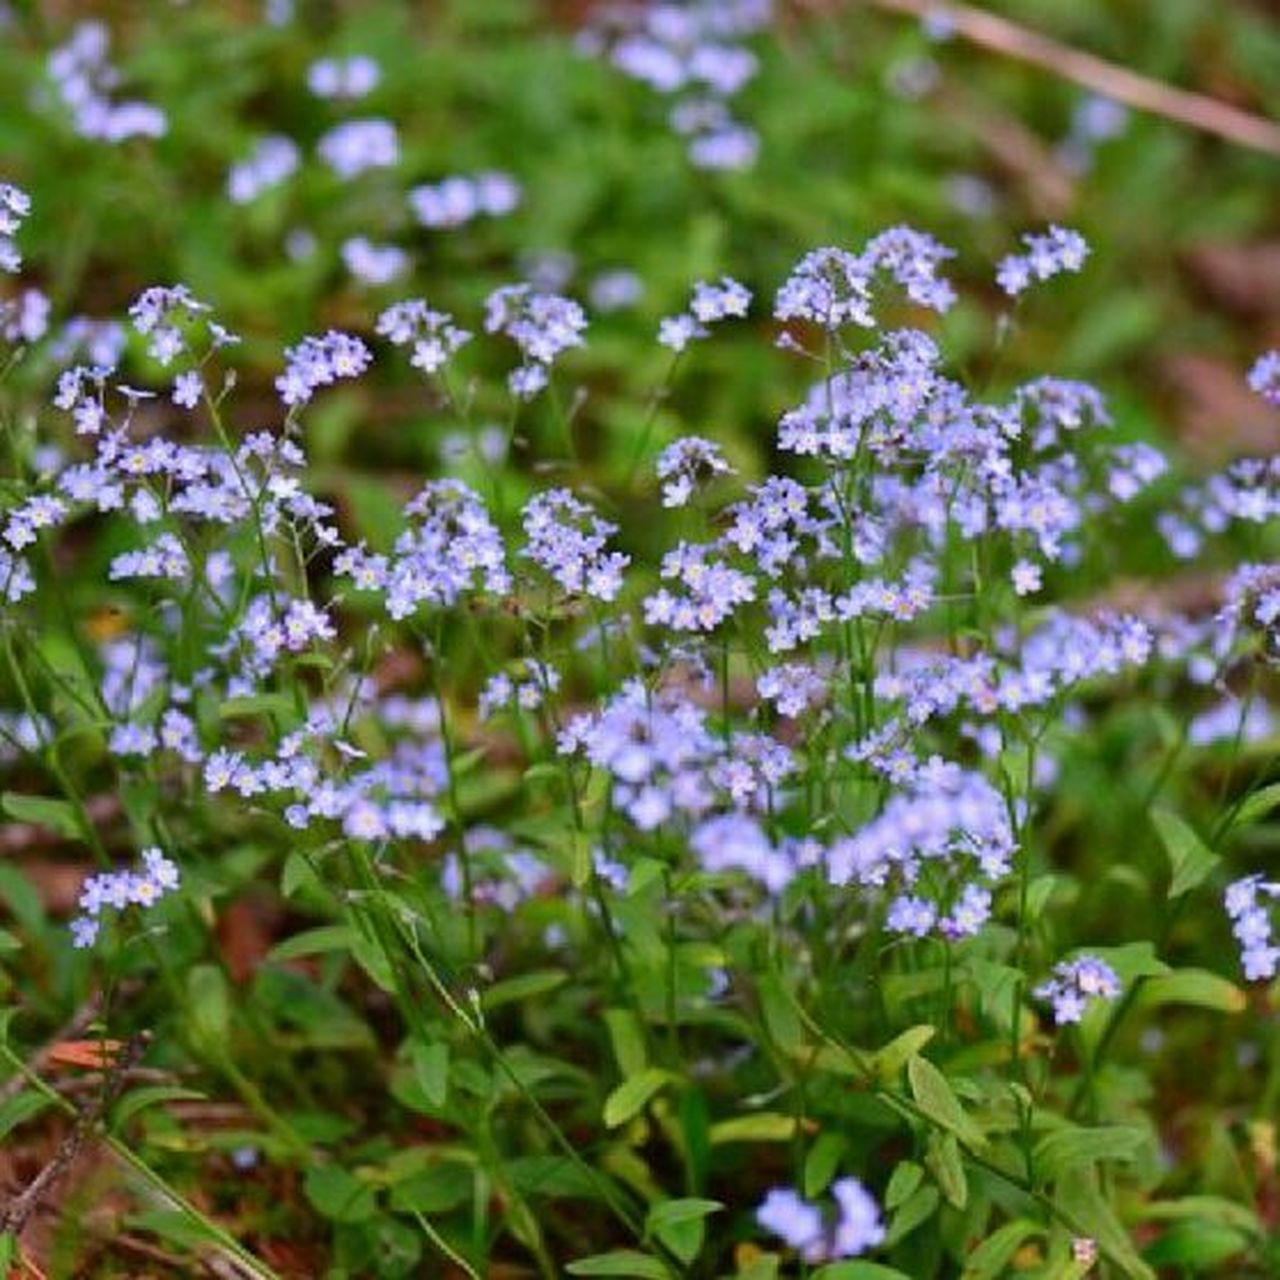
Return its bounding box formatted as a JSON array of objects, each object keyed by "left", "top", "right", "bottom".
[
  {"left": 227, "top": 135, "right": 299, "bottom": 204},
  {"left": 308, "top": 55, "right": 380, "bottom": 100},
  {"left": 276, "top": 331, "right": 372, "bottom": 406},
  {"left": 1248, "top": 351, "right": 1280, "bottom": 408},
  {"left": 1035, "top": 956, "right": 1121, "bottom": 1025},
  {"left": 341, "top": 237, "right": 408, "bottom": 287},
  {"left": 998, "top": 226, "right": 1089, "bottom": 296},
  {"left": 317, "top": 119, "right": 399, "bottom": 179},
  {"left": 0, "top": 182, "right": 31, "bottom": 274}
]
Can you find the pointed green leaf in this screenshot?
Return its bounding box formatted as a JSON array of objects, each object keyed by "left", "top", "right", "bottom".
[
  {"left": 604, "top": 1009, "right": 648, "bottom": 1079},
  {"left": 925, "top": 1130, "right": 967, "bottom": 1209},
  {"left": 567, "top": 1250, "right": 672, "bottom": 1278},
  {"left": 961, "top": 1219, "right": 1043, "bottom": 1279},
  {"left": 873, "top": 1024, "right": 935, "bottom": 1082},
  {"left": 603, "top": 1068, "right": 672, "bottom": 1128},
  {"left": 304, "top": 1165, "right": 378, "bottom": 1224},
  {"left": 1135, "top": 969, "right": 1246, "bottom": 1014},
  {"left": 709, "top": 1112, "right": 800, "bottom": 1144},
  {"left": 1034, "top": 1124, "right": 1148, "bottom": 1179},
  {"left": 907, "top": 1056, "right": 987, "bottom": 1151},
  {"left": 884, "top": 1160, "right": 924, "bottom": 1211},
  {"left": 1223, "top": 782, "right": 1280, "bottom": 833},
  {"left": 411, "top": 1041, "right": 449, "bottom": 1108},
  {"left": 804, "top": 1132, "right": 846, "bottom": 1198},
  {"left": 2, "top": 792, "right": 81, "bottom": 839},
  {"left": 1152, "top": 809, "right": 1220, "bottom": 899},
  {"left": 480, "top": 969, "right": 567, "bottom": 1011},
  {"left": 112, "top": 1086, "right": 207, "bottom": 1130}
]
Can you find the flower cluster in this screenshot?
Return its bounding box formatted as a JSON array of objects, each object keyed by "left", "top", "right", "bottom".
[
  {"left": 756, "top": 1178, "right": 885, "bottom": 1262},
  {"left": 479, "top": 660, "right": 560, "bottom": 720},
  {"left": 1248, "top": 350, "right": 1280, "bottom": 408},
  {"left": 656, "top": 436, "right": 734, "bottom": 507},
  {"left": 71, "top": 848, "right": 181, "bottom": 949},
  {"left": 341, "top": 237, "right": 408, "bottom": 287},
  {"left": 645, "top": 541, "right": 756, "bottom": 632},
  {"left": 580, "top": 0, "right": 770, "bottom": 170},
  {"left": 774, "top": 228, "right": 955, "bottom": 333},
  {"left": 227, "top": 135, "right": 300, "bottom": 204},
  {"left": 276, "top": 331, "right": 373, "bottom": 406},
  {"left": 410, "top": 172, "right": 522, "bottom": 229},
  {"left": 0, "top": 290, "right": 49, "bottom": 347},
  {"left": 658, "top": 275, "right": 751, "bottom": 352},
  {"left": 307, "top": 55, "right": 381, "bottom": 100},
  {"left": 0, "top": 183, "right": 32, "bottom": 274},
  {"left": 996, "top": 225, "right": 1089, "bottom": 296},
  {"left": 337, "top": 480, "right": 510, "bottom": 618},
  {"left": 317, "top": 119, "right": 400, "bottom": 179},
  {"left": 4, "top": 191, "right": 1277, "bottom": 1271},
  {"left": 1035, "top": 956, "right": 1122, "bottom": 1025},
  {"left": 129, "top": 285, "right": 217, "bottom": 368},
  {"left": 47, "top": 22, "right": 167, "bottom": 143},
  {"left": 559, "top": 681, "right": 721, "bottom": 831},
  {"left": 207, "top": 723, "right": 448, "bottom": 843},
  {"left": 522, "top": 489, "right": 629, "bottom": 601},
  {"left": 376, "top": 300, "right": 472, "bottom": 374},
  {"left": 1225, "top": 876, "right": 1280, "bottom": 981},
  {"left": 827, "top": 760, "right": 1012, "bottom": 939},
  {"left": 484, "top": 285, "right": 587, "bottom": 397}
]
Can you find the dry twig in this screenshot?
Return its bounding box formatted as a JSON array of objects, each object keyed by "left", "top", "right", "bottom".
[
  {"left": 0, "top": 1033, "right": 148, "bottom": 1235},
  {"left": 859, "top": 0, "right": 1280, "bottom": 157}
]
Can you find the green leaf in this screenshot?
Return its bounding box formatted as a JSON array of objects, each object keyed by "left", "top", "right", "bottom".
[
  {"left": 480, "top": 969, "right": 567, "bottom": 1011},
  {"left": 873, "top": 1024, "right": 935, "bottom": 1082},
  {"left": 1034, "top": 1124, "right": 1148, "bottom": 1178},
  {"left": 281, "top": 851, "right": 322, "bottom": 899},
  {"left": 885, "top": 1184, "right": 940, "bottom": 1246},
  {"left": 0, "top": 1090, "right": 51, "bottom": 1141},
  {"left": 1025, "top": 874, "right": 1060, "bottom": 921},
  {"left": 1223, "top": 782, "right": 1280, "bottom": 833},
  {"left": 218, "top": 692, "right": 297, "bottom": 721},
  {"left": 349, "top": 931, "right": 396, "bottom": 993},
  {"left": 1055, "top": 1166, "right": 1155, "bottom": 1280},
  {"left": 1137, "top": 1195, "right": 1262, "bottom": 1236},
  {"left": 387, "top": 1162, "right": 472, "bottom": 1213},
  {"left": 961, "top": 1219, "right": 1043, "bottom": 1279},
  {"left": 804, "top": 1131, "right": 846, "bottom": 1198},
  {"left": 709, "top": 1112, "right": 800, "bottom": 1144},
  {"left": 411, "top": 1041, "right": 449, "bottom": 1108},
  {"left": 268, "top": 924, "right": 356, "bottom": 963},
  {"left": 603, "top": 1068, "right": 673, "bottom": 1128},
  {"left": 758, "top": 971, "right": 804, "bottom": 1053},
  {"left": 304, "top": 1165, "right": 378, "bottom": 1224},
  {"left": 112, "top": 1086, "right": 207, "bottom": 1130},
  {"left": 925, "top": 1130, "right": 967, "bottom": 1209},
  {"left": 2, "top": 791, "right": 81, "bottom": 839},
  {"left": 646, "top": 1197, "right": 721, "bottom": 1266},
  {"left": 907, "top": 1055, "right": 987, "bottom": 1151},
  {"left": 604, "top": 1008, "right": 648, "bottom": 1079},
  {"left": 884, "top": 1160, "right": 923, "bottom": 1211},
  {"left": 1135, "top": 969, "right": 1246, "bottom": 1014},
  {"left": 627, "top": 858, "right": 667, "bottom": 897},
  {"left": 1152, "top": 809, "right": 1220, "bottom": 899},
  {"left": 567, "top": 1250, "right": 672, "bottom": 1278},
  {"left": 646, "top": 1197, "right": 722, "bottom": 1231},
  {"left": 186, "top": 964, "right": 230, "bottom": 1048},
  {"left": 1143, "top": 1223, "right": 1248, "bottom": 1270}
]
